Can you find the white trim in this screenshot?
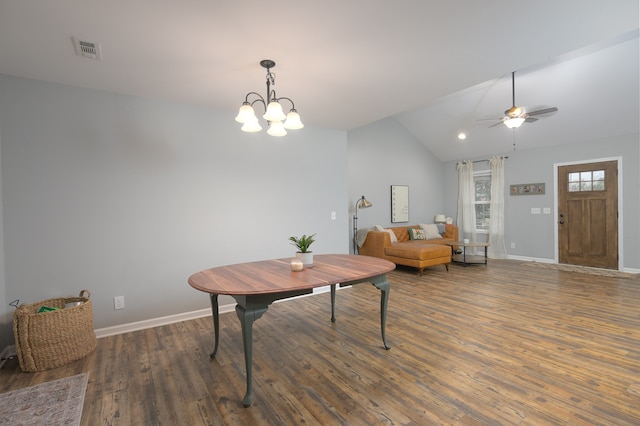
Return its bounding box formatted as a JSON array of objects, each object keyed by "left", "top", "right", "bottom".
[
  {"left": 95, "top": 284, "right": 336, "bottom": 339},
  {"left": 553, "top": 157, "right": 624, "bottom": 270},
  {"left": 507, "top": 255, "right": 639, "bottom": 274},
  {"left": 95, "top": 307, "right": 230, "bottom": 338},
  {"left": 507, "top": 255, "right": 555, "bottom": 263}
]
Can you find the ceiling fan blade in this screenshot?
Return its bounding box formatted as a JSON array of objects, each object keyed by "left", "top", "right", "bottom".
[
  {"left": 475, "top": 117, "right": 503, "bottom": 122},
  {"left": 525, "top": 117, "right": 538, "bottom": 123},
  {"left": 527, "top": 107, "right": 558, "bottom": 116},
  {"left": 489, "top": 120, "right": 504, "bottom": 128}
]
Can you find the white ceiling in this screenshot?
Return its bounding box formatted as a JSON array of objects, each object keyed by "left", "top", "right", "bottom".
[{"left": 0, "top": 1, "right": 638, "bottom": 161}]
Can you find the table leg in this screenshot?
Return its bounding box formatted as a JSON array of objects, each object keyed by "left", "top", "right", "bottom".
[
  {"left": 330, "top": 284, "right": 336, "bottom": 322},
  {"left": 209, "top": 293, "right": 220, "bottom": 358},
  {"left": 370, "top": 276, "right": 391, "bottom": 350},
  {"left": 236, "top": 303, "right": 268, "bottom": 407}
]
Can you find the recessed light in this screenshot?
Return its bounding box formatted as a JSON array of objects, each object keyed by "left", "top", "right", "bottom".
[{"left": 457, "top": 132, "right": 467, "bottom": 140}]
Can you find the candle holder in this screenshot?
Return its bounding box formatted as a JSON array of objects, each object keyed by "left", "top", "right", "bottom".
[{"left": 290, "top": 259, "right": 304, "bottom": 272}]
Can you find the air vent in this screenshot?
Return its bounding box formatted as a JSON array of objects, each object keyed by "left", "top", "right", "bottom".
[{"left": 72, "top": 36, "right": 101, "bottom": 60}]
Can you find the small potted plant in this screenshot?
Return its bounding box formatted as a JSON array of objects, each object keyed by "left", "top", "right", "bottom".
[{"left": 289, "top": 233, "right": 316, "bottom": 268}]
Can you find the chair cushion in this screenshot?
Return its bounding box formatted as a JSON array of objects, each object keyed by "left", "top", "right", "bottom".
[{"left": 385, "top": 243, "right": 450, "bottom": 260}]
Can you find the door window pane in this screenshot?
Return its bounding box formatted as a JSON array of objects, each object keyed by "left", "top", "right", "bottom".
[{"left": 568, "top": 169, "right": 605, "bottom": 192}]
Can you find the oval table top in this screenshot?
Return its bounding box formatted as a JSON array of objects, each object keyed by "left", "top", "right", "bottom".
[{"left": 188, "top": 254, "right": 395, "bottom": 295}]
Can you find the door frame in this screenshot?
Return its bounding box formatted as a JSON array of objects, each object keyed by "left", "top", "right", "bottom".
[{"left": 553, "top": 156, "right": 623, "bottom": 270}]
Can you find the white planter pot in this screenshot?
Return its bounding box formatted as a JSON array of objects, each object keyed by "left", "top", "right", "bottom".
[{"left": 296, "top": 252, "right": 314, "bottom": 268}]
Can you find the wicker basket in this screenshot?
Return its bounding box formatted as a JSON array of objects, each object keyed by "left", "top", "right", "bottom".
[{"left": 13, "top": 290, "right": 97, "bottom": 372}]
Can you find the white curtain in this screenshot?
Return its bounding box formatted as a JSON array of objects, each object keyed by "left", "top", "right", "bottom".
[
  {"left": 488, "top": 156, "right": 507, "bottom": 258},
  {"left": 456, "top": 160, "right": 476, "bottom": 243}
]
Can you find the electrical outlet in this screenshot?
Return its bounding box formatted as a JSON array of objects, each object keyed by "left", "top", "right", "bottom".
[
  {"left": 511, "top": 242, "right": 516, "bottom": 249},
  {"left": 114, "top": 296, "right": 125, "bottom": 310},
  {"left": 331, "top": 211, "right": 336, "bottom": 220}
]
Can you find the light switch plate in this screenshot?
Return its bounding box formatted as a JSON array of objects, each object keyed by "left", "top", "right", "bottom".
[
  {"left": 114, "top": 296, "right": 125, "bottom": 310},
  {"left": 531, "top": 207, "right": 541, "bottom": 214}
]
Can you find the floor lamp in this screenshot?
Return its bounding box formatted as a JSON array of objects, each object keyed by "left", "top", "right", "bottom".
[{"left": 352, "top": 195, "right": 373, "bottom": 254}]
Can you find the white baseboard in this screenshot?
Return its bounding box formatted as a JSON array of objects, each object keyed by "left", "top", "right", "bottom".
[
  {"left": 506, "top": 255, "right": 640, "bottom": 274},
  {"left": 94, "top": 285, "right": 335, "bottom": 339},
  {"left": 507, "top": 255, "right": 555, "bottom": 263},
  {"left": 94, "top": 304, "right": 236, "bottom": 338}
]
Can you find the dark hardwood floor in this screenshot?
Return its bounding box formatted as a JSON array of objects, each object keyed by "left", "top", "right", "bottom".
[{"left": 2, "top": 259, "right": 639, "bottom": 425}]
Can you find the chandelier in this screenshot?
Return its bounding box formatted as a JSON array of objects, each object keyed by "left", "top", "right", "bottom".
[{"left": 235, "top": 59, "right": 304, "bottom": 136}]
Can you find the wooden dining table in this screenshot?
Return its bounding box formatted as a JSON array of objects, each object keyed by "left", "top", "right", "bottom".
[{"left": 188, "top": 253, "right": 395, "bottom": 406}]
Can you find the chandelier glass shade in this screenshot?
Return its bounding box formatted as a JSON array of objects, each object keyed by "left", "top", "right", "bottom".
[{"left": 235, "top": 59, "right": 303, "bottom": 136}]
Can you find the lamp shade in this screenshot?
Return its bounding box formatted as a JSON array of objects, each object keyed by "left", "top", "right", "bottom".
[
  {"left": 267, "top": 120, "right": 287, "bottom": 137},
  {"left": 235, "top": 104, "right": 258, "bottom": 123},
  {"left": 263, "top": 101, "right": 287, "bottom": 122},
  {"left": 434, "top": 214, "right": 446, "bottom": 223},
  {"left": 283, "top": 110, "right": 304, "bottom": 130},
  {"left": 356, "top": 196, "right": 373, "bottom": 209},
  {"left": 241, "top": 120, "right": 262, "bottom": 132}
]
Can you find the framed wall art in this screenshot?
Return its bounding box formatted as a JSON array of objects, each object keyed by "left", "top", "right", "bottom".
[
  {"left": 391, "top": 185, "right": 409, "bottom": 222},
  {"left": 510, "top": 183, "right": 545, "bottom": 195}
]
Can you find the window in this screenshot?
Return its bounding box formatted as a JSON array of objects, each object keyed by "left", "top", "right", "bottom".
[
  {"left": 568, "top": 170, "right": 605, "bottom": 192},
  {"left": 474, "top": 172, "right": 491, "bottom": 231}
]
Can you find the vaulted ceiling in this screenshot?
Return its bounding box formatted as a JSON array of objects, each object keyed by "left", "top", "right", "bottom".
[{"left": 0, "top": 1, "right": 638, "bottom": 161}]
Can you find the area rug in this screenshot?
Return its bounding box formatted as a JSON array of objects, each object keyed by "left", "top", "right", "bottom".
[
  {"left": 523, "top": 261, "right": 638, "bottom": 278},
  {"left": 0, "top": 373, "right": 88, "bottom": 426}
]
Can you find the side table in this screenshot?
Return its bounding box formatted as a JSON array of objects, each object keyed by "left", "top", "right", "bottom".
[{"left": 446, "top": 241, "right": 490, "bottom": 266}]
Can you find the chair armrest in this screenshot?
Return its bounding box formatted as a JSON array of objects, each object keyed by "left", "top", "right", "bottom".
[
  {"left": 444, "top": 224, "right": 458, "bottom": 241},
  {"left": 358, "top": 231, "right": 391, "bottom": 258}
]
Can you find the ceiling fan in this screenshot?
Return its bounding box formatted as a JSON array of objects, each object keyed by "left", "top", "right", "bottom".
[{"left": 486, "top": 71, "right": 558, "bottom": 129}]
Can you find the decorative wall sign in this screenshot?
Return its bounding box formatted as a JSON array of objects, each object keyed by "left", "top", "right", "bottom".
[
  {"left": 391, "top": 185, "right": 409, "bottom": 222},
  {"left": 510, "top": 183, "right": 545, "bottom": 195}
]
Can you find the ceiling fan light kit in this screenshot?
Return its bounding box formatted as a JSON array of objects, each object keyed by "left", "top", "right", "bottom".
[
  {"left": 235, "top": 59, "right": 303, "bottom": 137},
  {"left": 481, "top": 71, "right": 559, "bottom": 130},
  {"left": 504, "top": 116, "right": 526, "bottom": 129}
]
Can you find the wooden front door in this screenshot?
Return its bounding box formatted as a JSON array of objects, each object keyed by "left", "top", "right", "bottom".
[{"left": 558, "top": 160, "right": 618, "bottom": 269}]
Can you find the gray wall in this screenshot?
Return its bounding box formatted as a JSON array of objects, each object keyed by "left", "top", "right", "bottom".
[
  {"left": 2, "top": 74, "right": 638, "bottom": 352},
  {"left": 0, "top": 114, "right": 7, "bottom": 350},
  {"left": 348, "top": 117, "right": 444, "bottom": 247},
  {"left": 0, "top": 75, "right": 349, "bottom": 349},
  {"left": 442, "top": 133, "right": 640, "bottom": 269}
]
